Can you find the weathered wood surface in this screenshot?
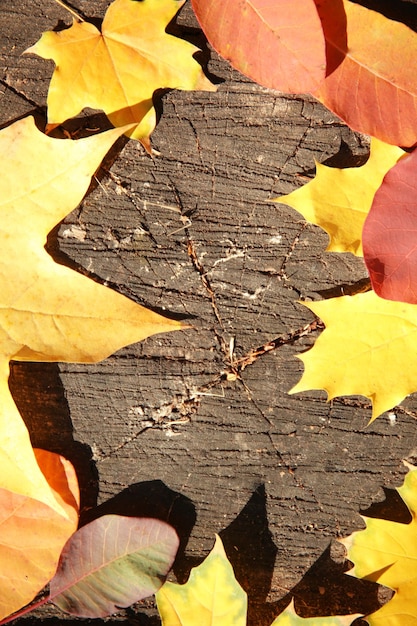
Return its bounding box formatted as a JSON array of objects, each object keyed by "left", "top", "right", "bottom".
[{"left": 2, "top": 1, "right": 417, "bottom": 624}]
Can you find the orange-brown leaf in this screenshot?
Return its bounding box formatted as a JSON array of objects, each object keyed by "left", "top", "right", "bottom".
[{"left": 0, "top": 450, "right": 78, "bottom": 619}]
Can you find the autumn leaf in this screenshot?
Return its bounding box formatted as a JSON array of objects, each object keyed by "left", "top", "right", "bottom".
[
  {"left": 50, "top": 516, "right": 179, "bottom": 618},
  {"left": 0, "top": 116, "right": 181, "bottom": 615},
  {"left": 290, "top": 290, "right": 417, "bottom": 420},
  {"left": 313, "top": 0, "right": 417, "bottom": 146},
  {"left": 0, "top": 449, "right": 79, "bottom": 620},
  {"left": 26, "top": 0, "right": 215, "bottom": 150},
  {"left": 191, "top": 0, "right": 332, "bottom": 93},
  {"left": 363, "top": 148, "right": 417, "bottom": 304},
  {"left": 277, "top": 138, "right": 405, "bottom": 256},
  {"left": 156, "top": 535, "right": 247, "bottom": 626},
  {"left": 341, "top": 463, "right": 417, "bottom": 626},
  {"left": 270, "top": 600, "right": 360, "bottom": 626}
]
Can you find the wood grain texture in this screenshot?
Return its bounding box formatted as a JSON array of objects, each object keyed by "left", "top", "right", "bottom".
[{"left": 3, "top": 1, "right": 417, "bottom": 625}]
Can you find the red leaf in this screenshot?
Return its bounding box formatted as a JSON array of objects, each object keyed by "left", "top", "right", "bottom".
[
  {"left": 191, "top": 0, "right": 331, "bottom": 93},
  {"left": 50, "top": 515, "right": 179, "bottom": 618},
  {"left": 314, "top": 0, "right": 417, "bottom": 146},
  {"left": 363, "top": 150, "right": 417, "bottom": 303}
]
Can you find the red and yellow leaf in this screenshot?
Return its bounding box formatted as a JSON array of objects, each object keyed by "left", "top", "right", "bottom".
[
  {"left": 191, "top": 0, "right": 330, "bottom": 93},
  {"left": 26, "top": 0, "right": 215, "bottom": 149},
  {"left": 363, "top": 148, "right": 417, "bottom": 304}
]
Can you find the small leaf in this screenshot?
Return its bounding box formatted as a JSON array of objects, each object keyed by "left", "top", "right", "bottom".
[
  {"left": 341, "top": 464, "right": 417, "bottom": 625},
  {"left": 314, "top": 0, "right": 417, "bottom": 146},
  {"left": 363, "top": 148, "right": 417, "bottom": 304},
  {"left": 290, "top": 291, "right": 417, "bottom": 420},
  {"left": 50, "top": 516, "right": 179, "bottom": 618},
  {"left": 192, "top": 0, "right": 330, "bottom": 93},
  {"left": 26, "top": 0, "right": 215, "bottom": 149},
  {"left": 277, "top": 138, "right": 405, "bottom": 256},
  {"left": 270, "top": 600, "right": 360, "bottom": 626},
  {"left": 156, "top": 535, "right": 247, "bottom": 626},
  {"left": 0, "top": 450, "right": 78, "bottom": 619}
]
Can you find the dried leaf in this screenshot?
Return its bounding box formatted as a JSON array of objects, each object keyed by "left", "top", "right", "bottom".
[
  {"left": 341, "top": 464, "right": 417, "bottom": 625},
  {"left": 290, "top": 291, "right": 417, "bottom": 420},
  {"left": 363, "top": 148, "right": 417, "bottom": 304},
  {"left": 270, "top": 600, "right": 360, "bottom": 626},
  {"left": 50, "top": 516, "right": 179, "bottom": 618},
  {"left": 191, "top": 0, "right": 329, "bottom": 93},
  {"left": 156, "top": 535, "right": 247, "bottom": 626},
  {"left": 314, "top": 0, "right": 417, "bottom": 146},
  {"left": 26, "top": 0, "right": 215, "bottom": 149},
  {"left": 277, "top": 138, "right": 405, "bottom": 256},
  {"left": 0, "top": 449, "right": 79, "bottom": 619}
]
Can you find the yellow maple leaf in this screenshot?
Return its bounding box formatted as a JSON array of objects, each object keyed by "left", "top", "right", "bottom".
[
  {"left": 290, "top": 290, "right": 417, "bottom": 420},
  {"left": 156, "top": 535, "right": 247, "bottom": 626},
  {"left": 26, "top": 0, "right": 216, "bottom": 150},
  {"left": 0, "top": 116, "right": 182, "bottom": 615},
  {"left": 276, "top": 138, "right": 405, "bottom": 256},
  {"left": 341, "top": 463, "right": 417, "bottom": 626},
  {"left": 270, "top": 600, "right": 360, "bottom": 626}
]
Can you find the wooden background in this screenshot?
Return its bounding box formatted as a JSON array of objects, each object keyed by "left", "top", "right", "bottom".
[{"left": 2, "top": 1, "right": 417, "bottom": 624}]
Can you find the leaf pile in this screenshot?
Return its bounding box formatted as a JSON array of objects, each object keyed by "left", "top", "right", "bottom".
[{"left": 3, "top": 0, "right": 417, "bottom": 623}]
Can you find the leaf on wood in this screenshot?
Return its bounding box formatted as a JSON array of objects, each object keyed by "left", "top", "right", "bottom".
[
  {"left": 277, "top": 138, "right": 405, "bottom": 256},
  {"left": 0, "top": 449, "right": 79, "bottom": 620},
  {"left": 363, "top": 148, "right": 417, "bottom": 304},
  {"left": 2, "top": 117, "right": 182, "bottom": 368},
  {"left": 290, "top": 291, "right": 417, "bottom": 420},
  {"left": 156, "top": 535, "right": 247, "bottom": 626},
  {"left": 191, "top": 0, "right": 332, "bottom": 93},
  {"left": 26, "top": 0, "right": 216, "bottom": 150},
  {"left": 50, "top": 516, "right": 179, "bottom": 618},
  {"left": 341, "top": 463, "right": 417, "bottom": 626},
  {"left": 0, "top": 116, "right": 181, "bottom": 616},
  {"left": 313, "top": 0, "right": 417, "bottom": 146},
  {"left": 270, "top": 600, "right": 360, "bottom": 626}
]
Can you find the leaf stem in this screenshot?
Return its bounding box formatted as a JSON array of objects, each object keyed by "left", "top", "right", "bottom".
[
  {"left": 0, "top": 594, "right": 50, "bottom": 625},
  {"left": 53, "top": 0, "right": 84, "bottom": 22}
]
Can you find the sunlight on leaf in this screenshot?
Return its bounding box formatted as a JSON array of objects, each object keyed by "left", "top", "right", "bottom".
[
  {"left": 277, "top": 138, "right": 405, "bottom": 256},
  {"left": 50, "top": 516, "right": 179, "bottom": 618},
  {"left": 192, "top": 0, "right": 329, "bottom": 93},
  {"left": 314, "top": 0, "right": 417, "bottom": 146},
  {"left": 342, "top": 463, "right": 417, "bottom": 625},
  {"left": 156, "top": 535, "right": 247, "bottom": 626},
  {"left": 290, "top": 291, "right": 417, "bottom": 420},
  {"left": 26, "top": 0, "right": 216, "bottom": 149}
]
